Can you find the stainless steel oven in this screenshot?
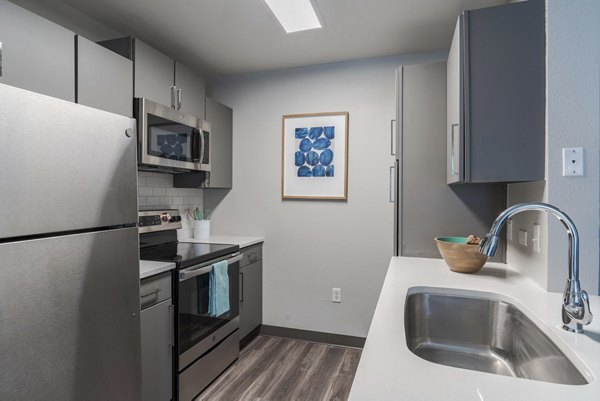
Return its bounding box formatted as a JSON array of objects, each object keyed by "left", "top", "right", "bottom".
[
  {"left": 135, "top": 98, "right": 211, "bottom": 172},
  {"left": 176, "top": 252, "right": 241, "bottom": 401}
]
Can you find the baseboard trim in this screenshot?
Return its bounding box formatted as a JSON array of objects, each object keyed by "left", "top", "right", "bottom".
[
  {"left": 240, "top": 326, "right": 261, "bottom": 350},
  {"left": 260, "top": 325, "right": 365, "bottom": 349}
]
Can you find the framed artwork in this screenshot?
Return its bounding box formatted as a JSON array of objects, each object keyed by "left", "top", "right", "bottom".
[{"left": 281, "top": 112, "right": 348, "bottom": 200}]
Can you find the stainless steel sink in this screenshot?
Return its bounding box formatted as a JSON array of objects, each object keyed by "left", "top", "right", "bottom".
[{"left": 404, "top": 289, "right": 589, "bottom": 385}]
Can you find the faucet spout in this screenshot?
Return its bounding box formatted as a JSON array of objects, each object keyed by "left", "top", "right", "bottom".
[{"left": 479, "top": 202, "right": 592, "bottom": 333}]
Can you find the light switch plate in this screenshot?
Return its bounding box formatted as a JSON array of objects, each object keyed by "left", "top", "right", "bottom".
[
  {"left": 532, "top": 223, "right": 541, "bottom": 253},
  {"left": 518, "top": 229, "right": 528, "bottom": 247},
  {"left": 562, "top": 147, "right": 584, "bottom": 176}
]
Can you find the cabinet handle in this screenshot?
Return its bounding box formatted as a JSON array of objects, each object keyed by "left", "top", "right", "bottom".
[
  {"left": 389, "top": 165, "right": 396, "bottom": 203},
  {"left": 450, "top": 123, "right": 459, "bottom": 176},
  {"left": 170, "top": 86, "right": 177, "bottom": 109},
  {"left": 390, "top": 119, "right": 397, "bottom": 156},
  {"left": 240, "top": 272, "right": 245, "bottom": 303},
  {"left": 168, "top": 304, "right": 175, "bottom": 347},
  {"left": 176, "top": 88, "right": 182, "bottom": 110},
  {"left": 140, "top": 288, "right": 161, "bottom": 298}
]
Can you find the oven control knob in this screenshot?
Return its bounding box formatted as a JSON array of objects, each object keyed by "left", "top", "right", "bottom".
[{"left": 161, "top": 213, "right": 172, "bottom": 222}]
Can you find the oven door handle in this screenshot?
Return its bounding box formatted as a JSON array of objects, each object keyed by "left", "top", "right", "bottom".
[{"left": 178, "top": 253, "right": 243, "bottom": 281}]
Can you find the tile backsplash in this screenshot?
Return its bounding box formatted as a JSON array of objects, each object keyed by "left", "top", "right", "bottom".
[{"left": 138, "top": 171, "right": 203, "bottom": 239}]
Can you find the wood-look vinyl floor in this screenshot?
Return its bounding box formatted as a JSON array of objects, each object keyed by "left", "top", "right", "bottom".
[{"left": 197, "top": 335, "right": 362, "bottom": 401}]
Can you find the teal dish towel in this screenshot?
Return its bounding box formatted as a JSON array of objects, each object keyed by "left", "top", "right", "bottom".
[{"left": 209, "top": 260, "right": 230, "bottom": 317}]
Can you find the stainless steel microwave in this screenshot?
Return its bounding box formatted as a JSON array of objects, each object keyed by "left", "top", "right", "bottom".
[{"left": 135, "top": 98, "right": 211, "bottom": 172}]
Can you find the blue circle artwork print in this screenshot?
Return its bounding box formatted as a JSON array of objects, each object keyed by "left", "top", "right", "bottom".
[
  {"left": 295, "top": 151, "right": 305, "bottom": 166},
  {"left": 299, "top": 138, "right": 312, "bottom": 152},
  {"left": 295, "top": 126, "right": 335, "bottom": 179},
  {"left": 313, "top": 165, "right": 325, "bottom": 177},
  {"left": 319, "top": 149, "right": 333, "bottom": 166},
  {"left": 297, "top": 166, "right": 312, "bottom": 177},
  {"left": 324, "top": 126, "right": 335, "bottom": 139},
  {"left": 306, "top": 151, "right": 319, "bottom": 166}
]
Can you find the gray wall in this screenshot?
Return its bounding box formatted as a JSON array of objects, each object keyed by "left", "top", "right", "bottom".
[
  {"left": 207, "top": 51, "right": 446, "bottom": 337},
  {"left": 507, "top": 0, "right": 600, "bottom": 294}
]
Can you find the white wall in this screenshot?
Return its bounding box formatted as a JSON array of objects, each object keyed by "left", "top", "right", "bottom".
[
  {"left": 508, "top": 0, "right": 600, "bottom": 294},
  {"left": 207, "top": 52, "right": 446, "bottom": 337}
]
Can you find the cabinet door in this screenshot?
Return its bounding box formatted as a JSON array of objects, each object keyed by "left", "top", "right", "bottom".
[
  {"left": 239, "top": 260, "right": 262, "bottom": 339},
  {"left": 175, "top": 61, "right": 206, "bottom": 119},
  {"left": 0, "top": 1, "right": 74, "bottom": 101},
  {"left": 446, "top": 17, "right": 463, "bottom": 184},
  {"left": 205, "top": 98, "right": 233, "bottom": 188},
  {"left": 76, "top": 36, "right": 133, "bottom": 117},
  {"left": 134, "top": 39, "right": 174, "bottom": 107},
  {"left": 141, "top": 299, "right": 173, "bottom": 401}
]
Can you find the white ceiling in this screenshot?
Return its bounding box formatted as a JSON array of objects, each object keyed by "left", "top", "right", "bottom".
[{"left": 62, "top": 0, "right": 507, "bottom": 76}]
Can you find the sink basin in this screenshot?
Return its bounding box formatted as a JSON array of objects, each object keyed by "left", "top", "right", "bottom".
[{"left": 404, "top": 288, "right": 589, "bottom": 385}]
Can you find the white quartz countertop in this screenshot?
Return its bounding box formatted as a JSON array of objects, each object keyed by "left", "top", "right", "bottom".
[
  {"left": 348, "top": 257, "right": 600, "bottom": 401},
  {"left": 139, "top": 260, "right": 176, "bottom": 280},
  {"left": 180, "top": 235, "right": 264, "bottom": 249}
]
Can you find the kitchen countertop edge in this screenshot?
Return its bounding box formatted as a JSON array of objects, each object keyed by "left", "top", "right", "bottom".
[
  {"left": 140, "top": 260, "right": 176, "bottom": 280},
  {"left": 348, "top": 257, "right": 600, "bottom": 401},
  {"left": 180, "top": 235, "right": 264, "bottom": 249}
]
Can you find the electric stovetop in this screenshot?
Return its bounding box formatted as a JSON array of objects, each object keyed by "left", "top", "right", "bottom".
[{"left": 140, "top": 233, "right": 239, "bottom": 269}]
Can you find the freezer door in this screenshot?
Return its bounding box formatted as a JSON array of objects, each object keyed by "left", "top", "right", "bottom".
[
  {"left": 0, "top": 83, "right": 137, "bottom": 239},
  {"left": 0, "top": 228, "right": 141, "bottom": 401}
]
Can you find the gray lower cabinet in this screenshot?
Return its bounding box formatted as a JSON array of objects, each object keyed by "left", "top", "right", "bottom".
[
  {"left": 239, "top": 244, "right": 263, "bottom": 341},
  {"left": 76, "top": 35, "right": 133, "bottom": 117},
  {"left": 141, "top": 272, "right": 173, "bottom": 401},
  {"left": 0, "top": 0, "right": 74, "bottom": 101}
]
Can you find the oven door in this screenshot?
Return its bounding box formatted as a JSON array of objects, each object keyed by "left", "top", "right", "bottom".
[
  {"left": 176, "top": 252, "right": 241, "bottom": 370},
  {"left": 136, "top": 98, "right": 204, "bottom": 172}
]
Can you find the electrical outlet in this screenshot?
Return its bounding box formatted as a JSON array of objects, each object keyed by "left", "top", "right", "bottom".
[
  {"left": 562, "top": 147, "right": 584, "bottom": 176},
  {"left": 518, "top": 229, "right": 528, "bottom": 247},
  {"left": 507, "top": 219, "right": 513, "bottom": 241},
  {"left": 532, "top": 223, "right": 541, "bottom": 253},
  {"left": 332, "top": 288, "right": 342, "bottom": 303}
]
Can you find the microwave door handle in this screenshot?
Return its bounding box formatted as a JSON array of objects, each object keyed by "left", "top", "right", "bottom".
[
  {"left": 179, "top": 253, "right": 243, "bottom": 281},
  {"left": 191, "top": 129, "right": 200, "bottom": 163},
  {"left": 200, "top": 129, "right": 205, "bottom": 165}
]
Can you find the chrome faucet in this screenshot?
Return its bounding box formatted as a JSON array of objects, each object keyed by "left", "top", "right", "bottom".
[{"left": 479, "top": 202, "right": 593, "bottom": 333}]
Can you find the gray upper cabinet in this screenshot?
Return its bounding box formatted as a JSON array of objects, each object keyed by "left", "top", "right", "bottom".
[
  {"left": 205, "top": 98, "right": 233, "bottom": 188},
  {"left": 175, "top": 62, "right": 206, "bottom": 120},
  {"left": 0, "top": 0, "right": 74, "bottom": 102},
  {"left": 76, "top": 36, "right": 133, "bottom": 117},
  {"left": 447, "top": 0, "right": 545, "bottom": 184},
  {"left": 134, "top": 39, "right": 174, "bottom": 107}
]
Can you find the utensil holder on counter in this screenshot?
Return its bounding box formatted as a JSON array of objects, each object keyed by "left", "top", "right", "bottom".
[{"left": 194, "top": 220, "right": 210, "bottom": 239}]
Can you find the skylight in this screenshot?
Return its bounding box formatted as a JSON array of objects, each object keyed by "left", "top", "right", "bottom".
[{"left": 264, "top": 0, "right": 322, "bottom": 33}]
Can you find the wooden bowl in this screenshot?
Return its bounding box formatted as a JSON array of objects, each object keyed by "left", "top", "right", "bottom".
[{"left": 434, "top": 237, "right": 488, "bottom": 274}]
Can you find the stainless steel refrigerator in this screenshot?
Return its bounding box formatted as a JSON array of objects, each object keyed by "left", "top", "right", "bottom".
[{"left": 0, "top": 83, "right": 141, "bottom": 400}]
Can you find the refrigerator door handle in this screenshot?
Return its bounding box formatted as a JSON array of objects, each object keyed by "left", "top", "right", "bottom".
[
  {"left": 390, "top": 119, "right": 397, "bottom": 156},
  {"left": 389, "top": 165, "right": 396, "bottom": 203}
]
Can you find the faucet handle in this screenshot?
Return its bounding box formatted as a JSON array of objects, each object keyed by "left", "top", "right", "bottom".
[{"left": 579, "top": 290, "right": 593, "bottom": 325}]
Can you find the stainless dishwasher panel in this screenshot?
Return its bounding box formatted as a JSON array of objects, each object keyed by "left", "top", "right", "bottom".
[
  {"left": 178, "top": 330, "right": 239, "bottom": 401},
  {"left": 0, "top": 228, "right": 141, "bottom": 401}
]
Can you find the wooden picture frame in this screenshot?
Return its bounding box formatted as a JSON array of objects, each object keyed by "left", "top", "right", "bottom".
[{"left": 281, "top": 112, "right": 349, "bottom": 200}]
